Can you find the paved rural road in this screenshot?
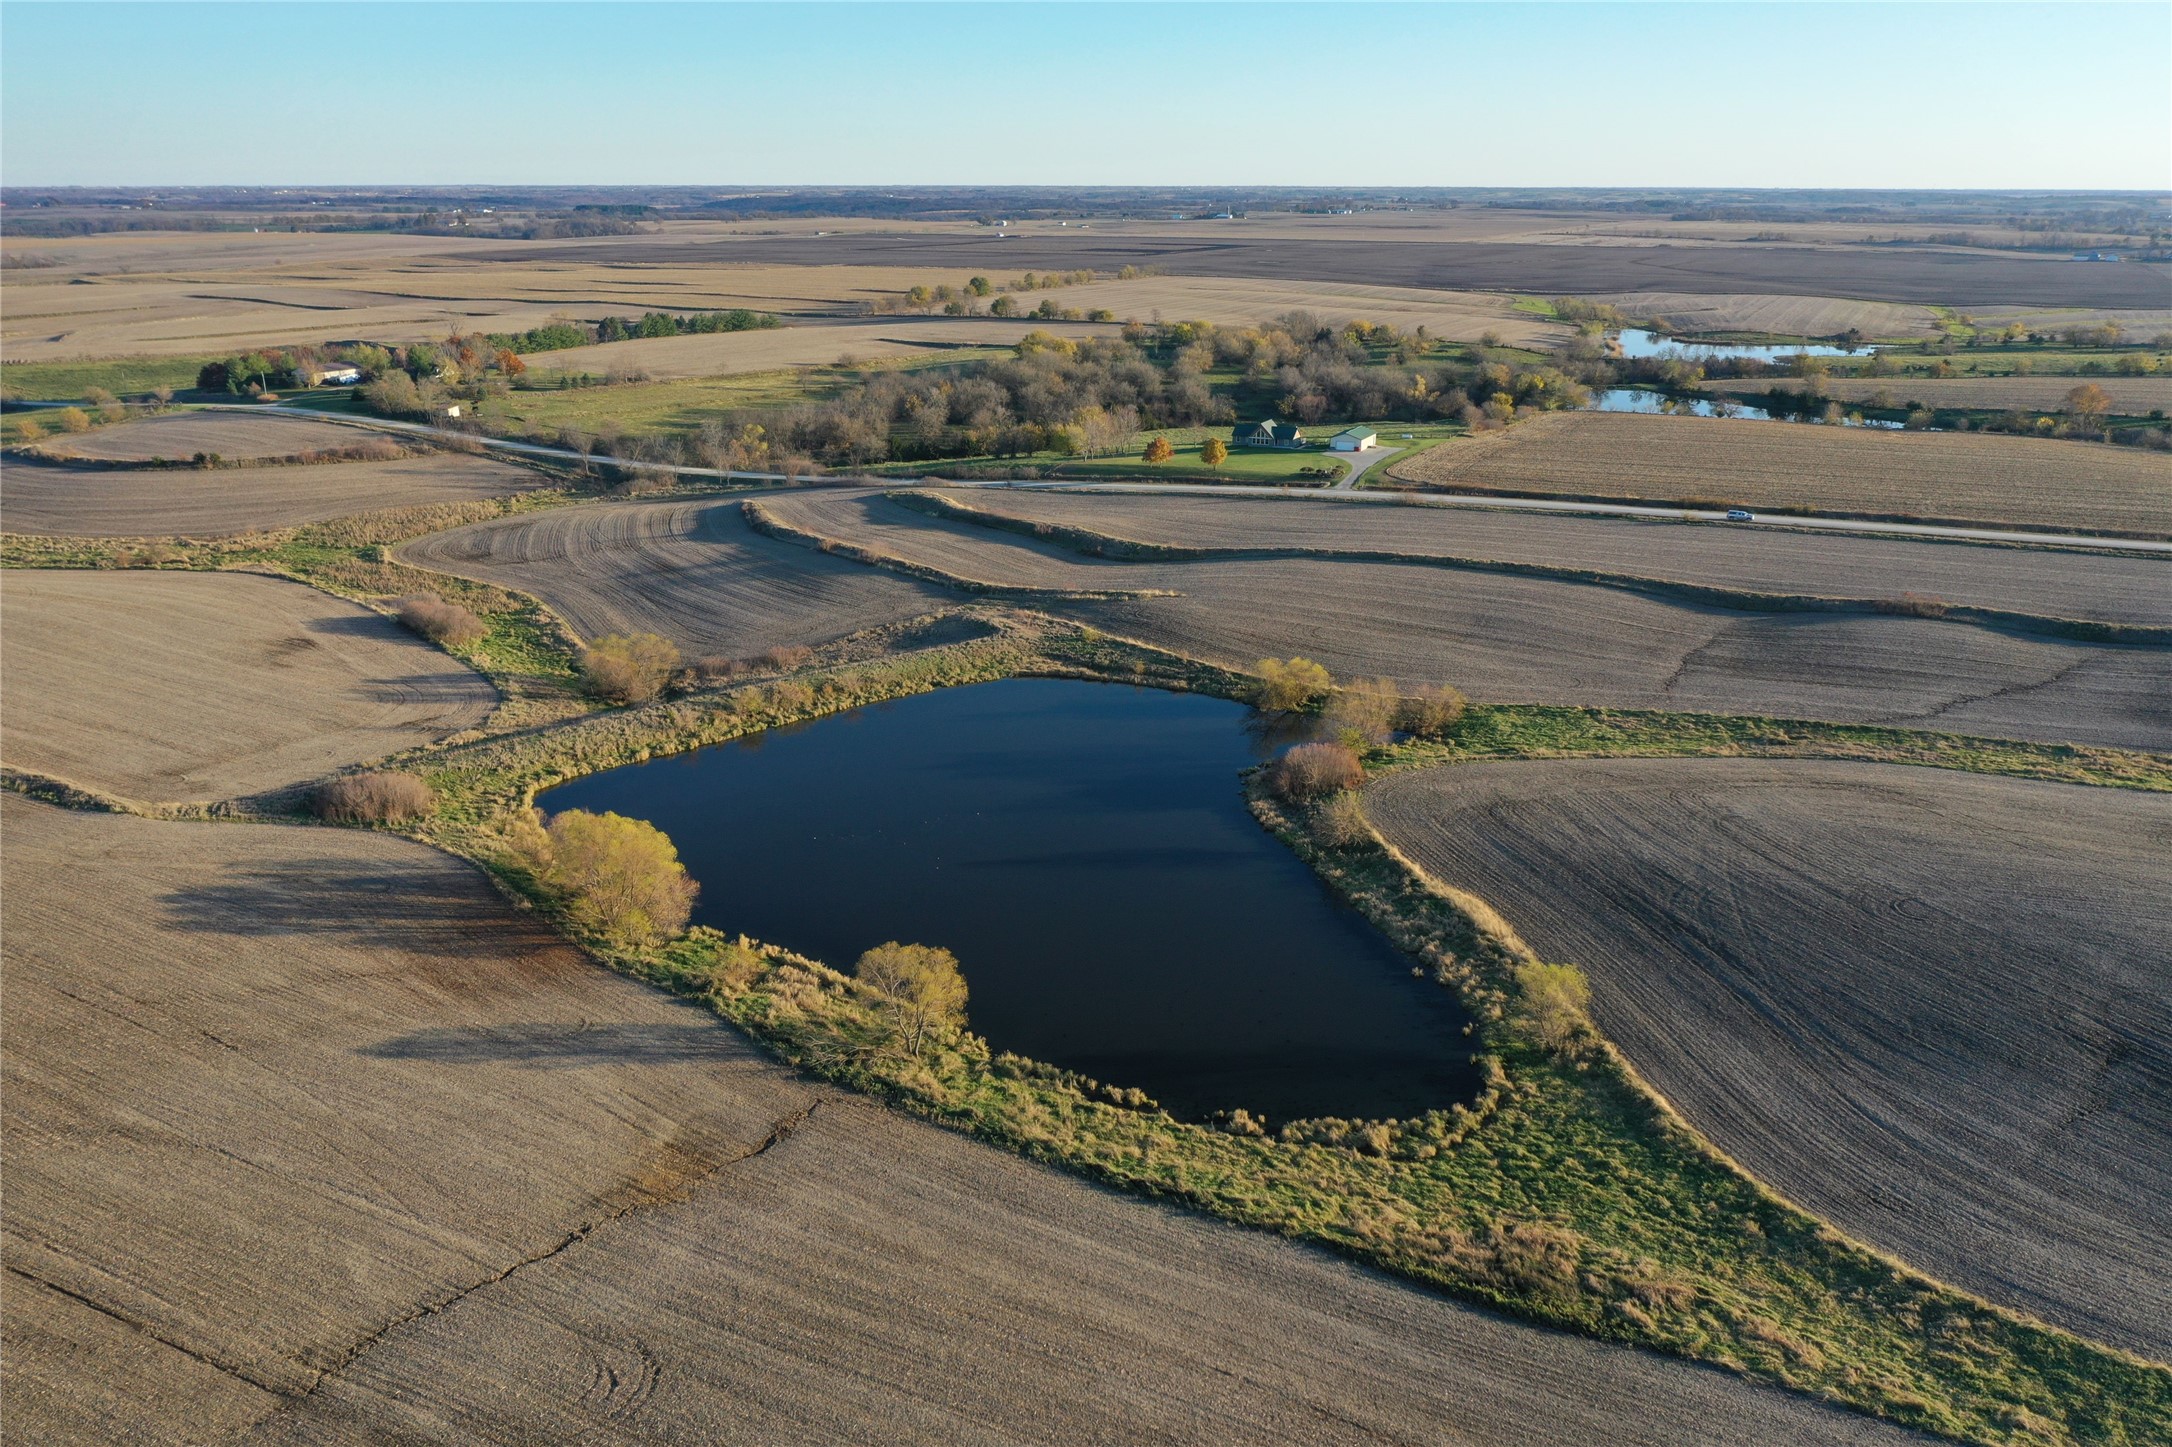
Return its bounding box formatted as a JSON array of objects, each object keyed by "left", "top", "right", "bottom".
[{"left": 242, "top": 405, "right": 2171, "bottom": 555}]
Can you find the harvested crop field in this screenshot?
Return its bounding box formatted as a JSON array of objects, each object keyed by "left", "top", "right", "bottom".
[
  {"left": 1709, "top": 375, "right": 2172, "bottom": 414},
  {"left": 1389, "top": 411, "right": 2172, "bottom": 537},
  {"left": 0, "top": 797, "right": 1920, "bottom": 1447},
  {"left": 527, "top": 317, "right": 1104, "bottom": 380},
  {"left": 397, "top": 495, "right": 948, "bottom": 657},
  {"left": 29, "top": 408, "right": 371, "bottom": 462},
  {"left": 0, "top": 450, "right": 544, "bottom": 537},
  {"left": 1365, "top": 760, "right": 2172, "bottom": 1356},
  {"left": 935, "top": 488, "right": 2172, "bottom": 626},
  {"left": 0, "top": 570, "right": 494, "bottom": 801},
  {"left": 754, "top": 491, "right": 2172, "bottom": 751},
  {"left": 504, "top": 231, "right": 2172, "bottom": 309},
  {"left": 948, "top": 274, "right": 1561, "bottom": 344}
]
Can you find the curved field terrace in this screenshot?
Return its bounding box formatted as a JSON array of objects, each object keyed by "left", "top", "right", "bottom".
[
  {"left": 1366, "top": 757, "right": 2172, "bottom": 1357},
  {"left": 0, "top": 451, "right": 546, "bottom": 537},
  {"left": 0, "top": 570, "right": 495, "bottom": 801}
]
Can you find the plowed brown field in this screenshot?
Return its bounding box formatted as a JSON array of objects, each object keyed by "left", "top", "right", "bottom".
[
  {"left": 0, "top": 796, "right": 1921, "bottom": 1447},
  {"left": 396, "top": 495, "right": 948, "bottom": 656},
  {"left": 33, "top": 409, "right": 367, "bottom": 462},
  {"left": 0, "top": 571, "right": 494, "bottom": 801},
  {"left": 0, "top": 452, "right": 543, "bottom": 537},
  {"left": 1711, "top": 375, "right": 2172, "bottom": 414},
  {"left": 1389, "top": 412, "right": 2172, "bottom": 536},
  {"left": 1365, "top": 760, "right": 2172, "bottom": 1357},
  {"left": 939, "top": 489, "right": 2172, "bottom": 626},
  {"left": 748, "top": 492, "right": 2172, "bottom": 752}
]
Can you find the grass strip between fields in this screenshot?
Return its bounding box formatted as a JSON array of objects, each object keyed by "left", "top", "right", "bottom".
[
  {"left": 5, "top": 525, "right": 2169, "bottom": 1443},
  {"left": 351, "top": 613, "right": 2169, "bottom": 1447},
  {"left": 891, "top": 489, "right": 2172, "bottom": 647}
]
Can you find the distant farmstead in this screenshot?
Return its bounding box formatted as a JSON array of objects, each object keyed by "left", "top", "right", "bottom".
[
  {"left": 1234, "top": 418, "right": 1305, "bottom": 449},
  {"left": 308, "top": 365, "right": 363, "bottom": 386},
  {"left": 1329, "top": 426, "right": 1378, "bottom": 452}
]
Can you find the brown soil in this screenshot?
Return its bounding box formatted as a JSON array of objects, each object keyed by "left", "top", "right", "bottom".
[
  {"left": 941, "top": 488, "right": 2172, "bottom": 626},
  {"left": 1, "top": 453, "right": 544, "bottom": 537},
  {"left": 479, "top": 231, "right": 2172, "bottom": 309},
  {"left": 33, "top": 410, "right": 368, "bottom": 462},
  {"left": 1388, "top": 412, "right": 2172, "bottom": 538},
  {"left": 749, "top": 491, "right": 2172, "bottom": 753},
  {"left": 0, "top": 571, "right": 495, "bottom": 802},
  {"left": 1365, "top": 759, "right": 2172, "bottom": 1357},
  {"left": 0, "top": 796, "right": 1925, "bottom": 1447},
  {"left": 1717, "top": 375, "right": 2172, "bottom": 414},
  {"left": 395, "top": 495, "right": 948, "bottom": 656}
]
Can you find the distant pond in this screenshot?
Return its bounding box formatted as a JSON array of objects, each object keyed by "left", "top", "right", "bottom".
[
  {"left": 539, "top": 679, "right": 1476, "bottom": 1124},
  {"left": 1588, "top": 386, "right": 1901, "bottom": 429},
  {"left": 1612, "top": 327, "right": 1878, "bottom": 362}
]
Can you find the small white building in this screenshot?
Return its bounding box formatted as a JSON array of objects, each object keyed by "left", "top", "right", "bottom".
[
  {"left": 1329, "top": 426, "right": 1378, "bottom": 452},
  {"left": 309, "top": 365, "right": 363, "bottom": 386},
  {"left": 443, "top": 404, "right": 462, "bottom": 419}
]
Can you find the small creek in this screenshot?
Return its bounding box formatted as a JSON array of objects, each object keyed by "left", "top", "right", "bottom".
[{"left": 539, "top": 679, "right": 1476, "bottom": 1125}]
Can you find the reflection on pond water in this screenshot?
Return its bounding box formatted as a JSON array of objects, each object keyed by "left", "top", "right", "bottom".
[
  {"left": 538, "top": 679, "right": 1477, "bottom": 1125},
  {"left": 1587, "top": 387, "right": 1901, "bottom": 429},
  {"left": 1612, "top": 327, "right": 1876, "bottom": 362}
]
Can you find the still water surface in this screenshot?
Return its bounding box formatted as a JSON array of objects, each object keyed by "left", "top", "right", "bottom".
[
  {"left": 1613, "top": 327, "right": 1877, "bottom": 362},
  {"left": 540, "top": 679, "right": 1476, "bottom": 1124}
]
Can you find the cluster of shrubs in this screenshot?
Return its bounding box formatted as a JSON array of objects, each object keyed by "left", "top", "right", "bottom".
[
  {"left": 578, "top": 632, "right": 683, "bottom": 704},
  {"left": 395, "top": 593, "right": 488, "bottom": 648},
  {"left": 506, "top": 806, "right": 699, "bottom": 948},
  {"left": 312, "top": 770, "right": 436, "bottom": 824}
]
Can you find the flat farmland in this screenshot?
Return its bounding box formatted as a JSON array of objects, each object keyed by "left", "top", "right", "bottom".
[
  {"left": 0, "top": 796, "right": 1919, "bottom": 1447},
  {"left": 1712, "top": 375, "right": 2172, "bottom": 414},
  {"left": 0, "top": 450, "right": 543, "bottom": 536},
  {"left": 396, "top": 496, "right": 949, "bottom": 657},
  {"left": 526, "top": 317, "right": 1103, "bottom": 381},
  {"left": 957, "top": 275, "right": 1562, "bottom": 343},
  {"left": 1365, "top": 760, "right": 2172, "bottom": 1356},
  {"left": 746, "top": 492, "right": 2172, "bottom": 751},
  {"left": 514, "top": 229, "right": 2172, "bottom": 309},
  {"left": 938, "top": 489, "right": 2172, "bottom": 626},
  {"left": 33, "top": 408, "right": 372, "bottom": 462},
  {"left": 0, "top": 571, "right": 494, "bottom": 801},
  {"left": 1389, "top": 411, "right": 2172, "bottom": 537},
  {"left": 1576, "top": 292, "right": 1940, "bottom": 338}
]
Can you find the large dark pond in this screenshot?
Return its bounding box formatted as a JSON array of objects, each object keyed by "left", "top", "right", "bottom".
[{"left": 540, "top": 679, "right": 1475, "bottom": 1124}]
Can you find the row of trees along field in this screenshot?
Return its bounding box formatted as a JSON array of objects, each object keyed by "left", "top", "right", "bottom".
[
  {"left": 865, "top": 265, "right": 1160, "bottom": 318},
  {"left": 199, "top": 310, "right": 779, "bottom": 399}
]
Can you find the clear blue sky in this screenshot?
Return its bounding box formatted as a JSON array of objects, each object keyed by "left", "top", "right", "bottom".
[{"left": 4, "top": 2, "right": 2166, "bottom": 189}]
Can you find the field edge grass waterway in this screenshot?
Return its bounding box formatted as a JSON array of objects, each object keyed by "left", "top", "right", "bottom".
[{"left": 4, "top": 545, "right": 2167, "bottom": 1442}]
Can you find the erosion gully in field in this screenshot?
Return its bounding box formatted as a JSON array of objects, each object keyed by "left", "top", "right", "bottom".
[
  {"left": 747, "top": 489, "right": 2172, "bottom": 754},
  {"left": 0, "top": 796, "right": 1923, "bottom": 1447},
  {"left": 1366, "top": 758, "right": 2172, "bottom": 1359},
  {"left": 0, "top": 570, "right": 495, "bottom": 802}
]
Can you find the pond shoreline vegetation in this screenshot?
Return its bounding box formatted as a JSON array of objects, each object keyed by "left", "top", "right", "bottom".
[{"left": 3, "top": 475, "right": 2168, "bottom": 1444}]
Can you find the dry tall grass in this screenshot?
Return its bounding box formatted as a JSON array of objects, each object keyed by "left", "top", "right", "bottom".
[
  {"left": 312, "top": 771, "right": 437, "bottom": 824},
  {"left": 396, "top": 592, "right": 488, "bottom": 647},
  {"left": 1270, "top": 742, "right": 1364, "bottom": 801}
]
